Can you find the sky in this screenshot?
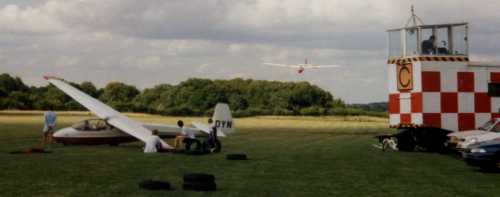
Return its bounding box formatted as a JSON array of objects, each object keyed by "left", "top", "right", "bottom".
[{"left": 1, "top": 0, "right": 499, "bottom": 103}]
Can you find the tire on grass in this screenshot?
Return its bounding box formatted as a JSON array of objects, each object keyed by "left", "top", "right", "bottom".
[{"left": 479, "top": 163, "right": 498, "bottom": 172}]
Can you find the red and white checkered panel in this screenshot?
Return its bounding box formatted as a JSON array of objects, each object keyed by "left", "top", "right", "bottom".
[
  {"left": 389, "top": 62, "right": 500, "bottom": 132},
  {"left": 388, "top": 62, "right": 423, "bottom": 126}
]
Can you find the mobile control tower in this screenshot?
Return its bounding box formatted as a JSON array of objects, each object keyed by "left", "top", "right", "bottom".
[{"left": 386, "top": 8, "right": 500, "bottom": 151}]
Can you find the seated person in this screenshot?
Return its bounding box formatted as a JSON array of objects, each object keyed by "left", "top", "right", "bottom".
[
  {"left": 174, "top": 120, "right": 186, "bottom": 150},
  {"left": 83, "top": 120, "right": 91, "bottom": 130},
  {"left": 436, "top": 41, "right": 449, "bottom": 55},
  {"left": 144, "top": 130, "right": 168, "bottom": 153},
  {"left": 96, "top": 120, "right": 107, "bottom": 130},
  {"left": 421, "top": 35, "right": 436, "bottom": 55}
]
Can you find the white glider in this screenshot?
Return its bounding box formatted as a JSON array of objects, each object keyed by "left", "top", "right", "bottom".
[
  {"left": 263, "top": 58, "right": 341, "bottom": 74},
  {"left": 45, "top": 76, "right": 234, "bottom": 150}
]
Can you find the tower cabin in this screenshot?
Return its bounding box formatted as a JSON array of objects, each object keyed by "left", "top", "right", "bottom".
[{"left": 387, "top": 8, "right": 500, "bottom": 140}]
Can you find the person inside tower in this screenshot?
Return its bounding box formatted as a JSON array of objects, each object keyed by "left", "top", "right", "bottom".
[
  {"left": 436, "top": 40, "right": 450, "bottom": 55},
  {"left": 421, "top": 35, "right": 436, "bottom": 55}
]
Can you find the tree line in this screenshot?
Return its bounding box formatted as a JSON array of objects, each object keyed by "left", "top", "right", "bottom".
[{"left": 0, "top": 73, "right": 387, "bottom": 117}]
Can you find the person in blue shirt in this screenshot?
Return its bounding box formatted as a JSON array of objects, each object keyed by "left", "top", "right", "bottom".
[{"left": 43, "top": 107, "right": 57, "bottom": 145}]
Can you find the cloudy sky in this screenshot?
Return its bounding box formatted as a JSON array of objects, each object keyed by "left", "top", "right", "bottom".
[{"left": 0, "top": 0, "right": 499, "bottom": 103}]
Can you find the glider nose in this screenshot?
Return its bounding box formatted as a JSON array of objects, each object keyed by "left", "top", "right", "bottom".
[
  {"left": 52, "top": 130, "right": 64, "bottom": 138},
  {"left": 53, "top": 127, "right": 73, "bottom": 138}
]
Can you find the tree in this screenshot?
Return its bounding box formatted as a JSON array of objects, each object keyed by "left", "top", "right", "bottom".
[
  {"left": 134, "top": 84, "right": 173, "bottom": 113},
  {"left": 2, "top": 91, "right": 30, "bottom": 109},
  {"left": 99, "top": 82, "right": 140, "bottom": 111},
  {"left": 79, "top": 81, "right": 99, "bottom": 98},
  {"left": 43, "top": 85, "right": 71, "bottom": 110},
  {"left": 0, "top": 73, "right": 28, "bottom": 94},
  {"left": 0, "top": 73, "right": 392, "bottom": 117}
]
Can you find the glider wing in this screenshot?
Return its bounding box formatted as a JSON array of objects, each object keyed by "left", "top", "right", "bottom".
[
  {"left": 45, "top": 76, "right": 172, "bottom": 148},
  {"left": 263, "top": 63, "right": 301, "bottom": 68},
  {"left": 307, "top": 65, "right": 342, "bottom": 69}
]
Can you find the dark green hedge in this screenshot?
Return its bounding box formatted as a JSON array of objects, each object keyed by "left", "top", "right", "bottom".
[{"left": 0, "top": 73, "right": 386, "bottom": 117}]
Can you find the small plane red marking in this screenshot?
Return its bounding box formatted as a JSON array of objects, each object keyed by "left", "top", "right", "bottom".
[{"left": 298, "top": 67, "right": 305, "bottom": 74}]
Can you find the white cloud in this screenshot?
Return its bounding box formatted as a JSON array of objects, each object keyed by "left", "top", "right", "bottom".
[
  {"left": 1, "top": 0, "right": 500, "bottom": 103},
  {"left": 0, "top": 3, "right": 64, "bottom": 34}
]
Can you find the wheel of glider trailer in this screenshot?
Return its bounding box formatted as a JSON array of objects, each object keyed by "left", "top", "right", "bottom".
[
  {"left": 183, "top": 173, "right": 216, "bottom": 191},
  {"left": 226, "top": 153, "right": 247, "bottom": 160}
]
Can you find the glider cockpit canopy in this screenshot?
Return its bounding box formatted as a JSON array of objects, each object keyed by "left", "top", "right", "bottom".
[{"left": 72, "top": 119, "right": 112, "bottom": 131}]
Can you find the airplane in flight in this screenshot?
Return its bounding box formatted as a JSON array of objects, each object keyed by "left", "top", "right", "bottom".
[
  {"left": 263, "top": 58, "right": 341, "bottom": 74},
  {"left": 44, "top": 76, "right": 234, "bottom": 150}
]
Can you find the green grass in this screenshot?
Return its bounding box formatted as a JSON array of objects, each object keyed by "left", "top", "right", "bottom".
[{"left": 0, "top": 112, "right": 499, "bottom": 197}]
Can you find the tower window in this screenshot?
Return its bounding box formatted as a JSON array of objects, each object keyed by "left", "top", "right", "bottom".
[{"left": 488, "top": 83, "right": 500, "bottom": 97}]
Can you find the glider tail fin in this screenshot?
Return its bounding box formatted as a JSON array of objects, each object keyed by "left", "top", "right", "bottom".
[{"left": 212, "top": 103, "right": 234, "bottom": 135}]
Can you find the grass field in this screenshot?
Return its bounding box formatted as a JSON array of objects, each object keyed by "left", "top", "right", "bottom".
[{"left": 1, "top": 111, "right": 499, "bottom": 197}]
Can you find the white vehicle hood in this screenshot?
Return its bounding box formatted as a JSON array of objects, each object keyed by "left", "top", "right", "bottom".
[
  {"left": 471, "top": 132, "right": 500, "bottom": 143},
  {"left": 459, "top": 132, "right": 500, "bottom": 149},
  {"left": 447, "top": 130, "right": 488, "bottom": 139}
]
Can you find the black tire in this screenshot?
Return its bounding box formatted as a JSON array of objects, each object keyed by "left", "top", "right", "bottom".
[
  {"left": 479, "top": 157, "right": 500, "bottom": 172},
  {"left": 479, "top": 163, "right": 498, "bottom": 172},
  {"left": 183, "top": 182, "right": 216, "bottom": 191},
  {"left": 183, "top": 173, "right": 215, "bottom": 183},
  {"left": 138, "top": 180, "right": 171, "bottom": 190},
  {"left": 226, "top": 154, "right": 247, "bottom": 160},
  {"left": 184, "top": 139, "right": 201, "bottom": 152}
]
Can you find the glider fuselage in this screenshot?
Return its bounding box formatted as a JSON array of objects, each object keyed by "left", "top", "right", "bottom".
[
  {"left": 53, "top": 127, "right": 138, "bottom": 145},
  {"left": 52, "top": 119, "right": 206, "bottom": 145}
]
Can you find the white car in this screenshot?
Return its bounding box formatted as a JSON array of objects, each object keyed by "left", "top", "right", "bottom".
[{"left": 447, "top": 119, "right": 500, "bottom": 150}]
